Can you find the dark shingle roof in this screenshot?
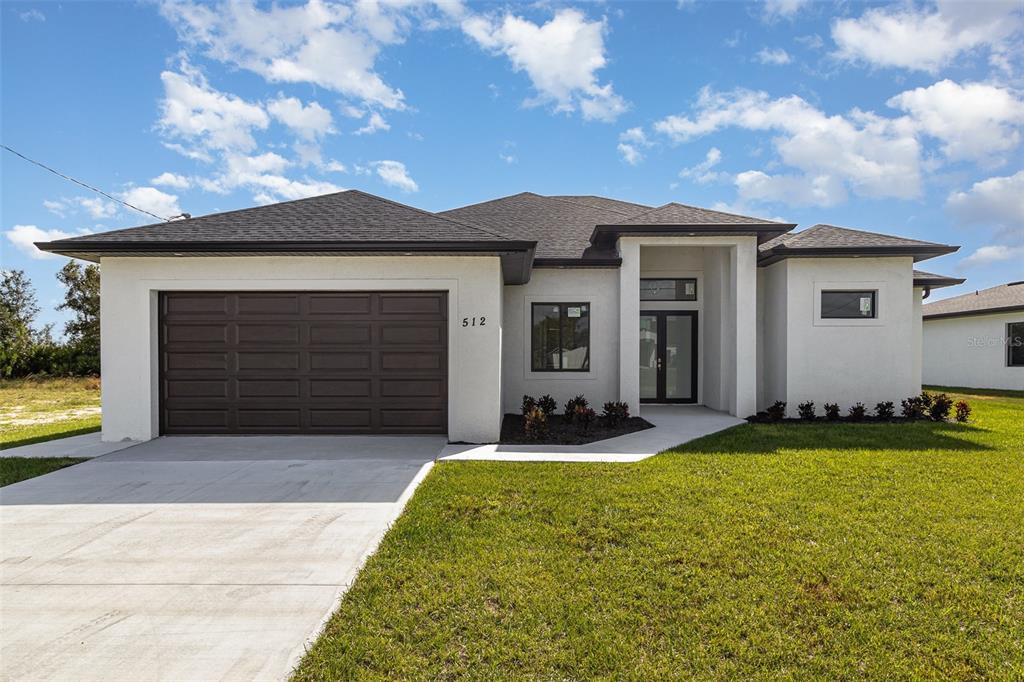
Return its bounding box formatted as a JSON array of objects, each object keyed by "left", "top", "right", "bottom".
[
  {"left": 440, "top": 192, "right": 636, "bottom": 259},
  {"left": 759, "top": 224, "right": 958, "bottom": 263},
  {"left": 913, "top": 269, "right": 965, "bottom": 289},
  {"left": 924, "top": 281, "right": 1024, "bottom": 319},
  {"left": 47, "top": 190, "right": 509, "bottom": 244},
  {"left": 617, "top": 202, "right": 783, "bottom": 226},
  {"left": 549, "top": 195, "right": 652, "bottom": 215}
]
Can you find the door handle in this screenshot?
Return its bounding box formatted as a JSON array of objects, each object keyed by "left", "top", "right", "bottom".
[{"left": 657, "top": 358, "right": 663, "bottom": 369}]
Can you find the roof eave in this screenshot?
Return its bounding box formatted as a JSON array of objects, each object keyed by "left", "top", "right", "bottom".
[
  {"left": 923, "top": 304, "right": 1024, "bottom": 320},
  {"left": 590, "top": 223, "right": 797, "bottom": 248},
  {"left": 913, "top": 275, "right": 966, "bottom": 289},
  {"left": 758, "top": 244, "right": 959, "bottom": 266}
]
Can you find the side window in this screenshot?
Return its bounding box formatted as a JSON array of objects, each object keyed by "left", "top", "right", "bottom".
[
  {"left": 1008, "top": 322, "right": 1024, "bottom": 367},
  {"left": 821, "top": 290, "right": 877, "bottom": 319},
  {"left": 531, "top": 303, "right": 590, "bottom": 371}
]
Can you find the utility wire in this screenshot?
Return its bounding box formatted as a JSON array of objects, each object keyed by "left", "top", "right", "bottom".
[{"left": 2, "top": 144, "right": 171, "bottom": 222}]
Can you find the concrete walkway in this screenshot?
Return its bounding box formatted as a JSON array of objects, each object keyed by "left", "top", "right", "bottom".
[
  {"left": 0, "top": 435, "right": 445, "bottom": 682},
  {"left": 439, "top": 405, "right": 744, "bottom": 462},
  {"left": 0, "top": 431, "right": 140, "bottom": 459}
]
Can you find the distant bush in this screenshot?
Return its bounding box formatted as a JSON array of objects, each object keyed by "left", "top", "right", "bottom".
[
  {"left": 874, "top": 401, "right": 895, "bottom": 419},
  {"left": 823, "top": 403, "right": 841, "bottom": 421},
  {"left": 847, "top": 402, "right": 867, "bottom": 421},
  {"left": 955, "top": 400, "right": 971, "bottom": 423},
  {"left": 797, "top": 401, "right": 816, "bottom": 421},
  {"left": 928, "top": 393, "right": 953, "bottom": 421},
  {"left": 901, "top": 396, "right": 927, "bottom": 420}
]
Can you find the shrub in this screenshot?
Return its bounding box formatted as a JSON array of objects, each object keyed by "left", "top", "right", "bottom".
[
  {"left": 900, "top": 396, "right": 926, "bottom": 420},
  {"left": 766, "top": 401, "right": 786, "bottom": 422},
  {"left": 955, "top": 400, "right": 971, "bottom": 423},
  {"left": 575, "top": 405, "right": 596, "bottom": 432},
  {"left": 919, "top": 391, "right": 934, "bottom": 409},
  {"left": 875, "top": 401, "right": 895, "bottom": 419},
  {"left": 928, "top": 393, "right": 953, "bottom": 421},
  {"left": 602, "top": 401, "right": 630, "bottom": 428},
  {"left": 523, "top": 406, "right": 548, "bottom": 440},
  {"left": 537, "top": 394, "right": 557, "bottom": 417},
  {"left": 847, "top": 402, "right": 867, "bottom": 421},
  {"left": 520, "top": 395, "right": 536, "bottom": 416},
  {"left": 824, "top": 402, "right": 840, "bottom": 421},
  {"left": 563, "top": 395, "right": 588, "bottom": 423},
  {"left": 797, "top": 401, "right": 816, "bottom": 421}
]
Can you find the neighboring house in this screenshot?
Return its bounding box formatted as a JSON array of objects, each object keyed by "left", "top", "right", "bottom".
[
  {"left": 923, "top": 282, "right": 1024, "bottom": 391},
  {"left": 37, "top": 191, "right": 961, "bottom": 442}
]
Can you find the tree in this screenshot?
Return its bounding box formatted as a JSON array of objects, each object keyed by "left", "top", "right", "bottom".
[
  {"left": 0, "top": 270, "right": 44, "bottom": 376},
  {"left": 57, "top": 261, "right": 100, "bottom": 358}
]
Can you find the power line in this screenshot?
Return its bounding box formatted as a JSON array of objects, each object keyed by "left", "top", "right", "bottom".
[{"left": 2, "top": 144, "right": 171, "bottom": 222}]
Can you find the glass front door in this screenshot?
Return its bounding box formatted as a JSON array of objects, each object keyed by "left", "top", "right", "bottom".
[{"left": 638, "top": 311, "right": 698, "bottom": 403}]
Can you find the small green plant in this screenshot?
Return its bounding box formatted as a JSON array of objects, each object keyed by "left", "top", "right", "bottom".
[
  {"left": 523, "top": 406, "right": 548, "bottom": 440},
  {"left": 521, "top": 395, "right": 537, "bottom": 416},
  {"left": 919, "top": 391, "right": 934, "bottom": 409},
  {"left": 824, "top": 402, "right": 840, "bottom": 421},
  {"left": 766, "top": 401, "right": 786, "bottom": 422},
  {"left": 954, "top": 400, "right": 971, "bottom": 423},
  {"left": 537, "top": 394, "right": 557, "bottom": 416},
  {"left": 928, "top": 393, "right": 953, "bottom": 421},
  {"left": 602, "top": 401, "right": 630, "bottom": 428},
  {"left": 875, "top": 401, "right": 895, "bottom": 419},
  {"left": 848, "top": 402, "right": 867, "bottom": 421},
  {"left": 901, "top": 396, "right": 926, "bottom": 420},
  {"left": 563, "top": 395, "right": 588, "bottom": 423},
  {"left": 797, "top": 401, "right": 816, "bottom": 421},
  {"left": 575, "top": 405, "right": 596, "bottom": 432}
]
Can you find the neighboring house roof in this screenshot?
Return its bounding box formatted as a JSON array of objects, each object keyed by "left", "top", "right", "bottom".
[
  {"left": 923, "top": 281, "right": 1024, "bottom": 320},
  {"left": 913, "top": 269, "right": 965, "bottom": 290},
  {"left": 758, "top": 224, "right": 958, "bottom": 265}
]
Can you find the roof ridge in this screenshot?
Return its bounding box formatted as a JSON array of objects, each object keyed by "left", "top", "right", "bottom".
[
  {"left": 544, "top": 194, "right": 644, "bottom": 217},
  {"left": 618, "top": 201, "right": 786, "bottom": 226},
  {"left": 344, "top": 189, "right": 514, "bottom": 241},
  {"left": 439, "top": 191, "right": 541, "bottom": 215}
]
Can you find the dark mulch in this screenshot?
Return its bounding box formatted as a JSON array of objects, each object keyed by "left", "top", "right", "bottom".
[
  {"left": 500, "top": 413, "right": 654, "bottom": 445},
  {"left": 745, "top": 415, "right": 955, "bottom": 425}
]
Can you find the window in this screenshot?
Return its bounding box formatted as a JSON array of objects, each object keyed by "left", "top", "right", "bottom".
[
  {"left": 821, "top": 290, "right": 876, "bottom": 319},
  {"left": 531, "top": 303, "right": 590, "bottom": 371},
  {"left": 641, "top": 278, "right": 697, "bottom": 301},
  {"left": 1008, "top": 322, "right": 1024, "bottom": 367}
]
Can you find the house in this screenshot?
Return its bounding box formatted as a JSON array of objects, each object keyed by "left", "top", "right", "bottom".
[
  {"left": 37, "top": 190, "right": 961, "bottom": 442},
  {"left": 923, "top": 281, "right": 1024, "bottom": 391}
]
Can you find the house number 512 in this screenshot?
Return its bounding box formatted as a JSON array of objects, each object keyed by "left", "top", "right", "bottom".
[{"left": 461, "top": 316, "right": 486, "bottom": 327}]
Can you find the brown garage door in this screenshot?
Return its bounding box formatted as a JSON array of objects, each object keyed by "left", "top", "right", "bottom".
[{"left": 159, "top": 291, "right": 447, "bottom": 434}]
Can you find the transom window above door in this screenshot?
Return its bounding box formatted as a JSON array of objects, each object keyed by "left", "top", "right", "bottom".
[
  {"left": 531, "top": 303, "right": 590, "bottom": 371},
  {"left": 640, "top": 278, "right": 697, "bottom": 301}
]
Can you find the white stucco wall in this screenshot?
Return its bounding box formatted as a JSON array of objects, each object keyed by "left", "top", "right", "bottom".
[
  {"left": 923, "top": 311, "right": 1024, "bottom": 390},
  {"left": 782, "top": 257, "right": 919, "bottom": 413},
  {"left": 501, "top": 267, "right": 620, "bottom": 413},
  {"left": 757, "top": 260, "right": 788, "bottom": 410},
  {"left": 99, "top": 256, "right": 504, "bottom": 444}
]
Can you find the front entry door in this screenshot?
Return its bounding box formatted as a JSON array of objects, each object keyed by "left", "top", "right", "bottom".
[{"left": 639, "top": 311, "right": 698, "bottom": 403}]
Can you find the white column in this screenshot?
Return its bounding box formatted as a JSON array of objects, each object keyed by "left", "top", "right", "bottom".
[
  {"left": 618, "top": 239, "right": 640, "bottom": 409},
  {"left": 732, "top": 239, "right": 757, "bottom": 417}
]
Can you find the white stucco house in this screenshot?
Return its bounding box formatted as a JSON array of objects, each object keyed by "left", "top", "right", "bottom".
[
  {"left": 37, "top": 190, "right": 962, "bottom": 443},
  {"left": 923, "top": 281, "right": 1024, "bottom": 391}
]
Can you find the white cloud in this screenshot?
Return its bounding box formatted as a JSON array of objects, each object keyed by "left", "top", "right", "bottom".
[
  {"left": 120, "top": 187, "right": 183, "bottom": 219},
  {"left": 267, "top": 95, "right": 334, "bottom": 140},
  {"left": 960, "top": 245, "right": 1024, "bottom": 267},
  {"left": 19, "top": 8, "right": 45, "bottom": 22},
  {"left": 755, "top": 47, "right": 791, "bottom": 65},
  {"left": 161, "top": 141, "right": 214, "bottom": 163},
  {"left": 159, "top": 0, "right": 429, "bottom": 110},
  {"left": 887, "top": 80, "right": 1024, "bottom": 163},
  {"left": 354, "top": 111, "right": 390, "bottom": 135},
  {"left": 946, "top": 171, "right": 1024, "bottom": 240},
  {"left": 151, "top": 172, "right": 193, "bottom": 189},
  {"left": 763, "top": 0, "right": 810, "bottom": 19},
  {"left": 617, "top": 127, "right": 651, "bottom": 165},
  {"left": 499, "top": 152, "right": 517, "bottom": 164},
  {"left": 158, "top": 60, "right": 269, "bottom": 153},
  {"left": 78, "top": 197, "right": 118, "bottom": 219},
  {"left": 43, "top": 200, "right": 69, "bottom": 218},
  {"left": 653, "top": 87, "right": 922, "bottom": 206},
  {"left": 679, "top": 147, "right": 726, "bottom": 184},
  {"left": 5, "top": 225, "right": 75, "bottom": 260},
  {"left": 463, "top": 9, "right": 627, "bottom": 122},
  {"left": 832, "top": 0, "right": 1023, "bottom": 73},
  {"left": 372, "top": 160, "right": 418, "bottom": 192}
]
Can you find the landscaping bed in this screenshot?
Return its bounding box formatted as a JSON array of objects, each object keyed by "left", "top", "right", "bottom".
[{"left": 500, "top": 413, "right": 653, "bottom": 445}]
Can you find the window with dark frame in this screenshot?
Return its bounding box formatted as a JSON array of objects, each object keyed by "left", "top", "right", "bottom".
[
  {"left": 821, "top": 290, "right": 877, "bottom": 319},
  {"left": 640, "top": 278, "right": 697, "bottom": 301},
  {"left": 1008, "top": 322, "right": 1024, "bottom": 367},
  {"left": 531, "top": 303, "right": 590, "bottom": 371}
]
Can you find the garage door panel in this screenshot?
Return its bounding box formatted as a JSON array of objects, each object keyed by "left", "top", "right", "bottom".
[{"left": 160, "top": 291, "right": 447, "bottom": 435}]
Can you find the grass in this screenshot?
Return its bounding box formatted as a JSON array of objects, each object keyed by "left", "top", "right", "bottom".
[
  {"left": 0, "top": 457, "right": 87, "bottom": 487},
  {"left": 0, "top": 376, "right": 101, "bottom": 449},
  {"left": 295, "top": 387, "right": 1024, "bottom": 680}
]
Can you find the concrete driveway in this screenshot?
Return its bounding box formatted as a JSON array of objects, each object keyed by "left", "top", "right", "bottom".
[{"left": 0, "top": 435, "right": 445, "bottom": 682}]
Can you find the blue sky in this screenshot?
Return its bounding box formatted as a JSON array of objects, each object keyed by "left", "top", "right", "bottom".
[{"left": 3, "top": 0, "right": 1022, "bottom": 333}]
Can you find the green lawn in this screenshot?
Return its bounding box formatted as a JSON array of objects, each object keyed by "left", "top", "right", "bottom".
[
  {"left": 0, "top": 377, "right": 101, "bottom": 449},
  {"left": 0, "top": 457, "right": 88, "bottom": 487},
  {"left": 295, "top": 388, "right": 1024, "bottom": 680}
]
